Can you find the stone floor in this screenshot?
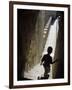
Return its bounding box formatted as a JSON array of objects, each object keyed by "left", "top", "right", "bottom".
[{"left": 24, "top": 63, "right": 52, "bottom": 80}]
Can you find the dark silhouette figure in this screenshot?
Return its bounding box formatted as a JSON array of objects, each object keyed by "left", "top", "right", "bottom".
[{"left": 41, "top": 47, "right": 57, "bottom": 78}]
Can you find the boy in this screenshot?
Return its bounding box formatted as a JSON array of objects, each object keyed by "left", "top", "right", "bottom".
[{"left": 41, "top": 47, "right": 57, "bottom": 78}]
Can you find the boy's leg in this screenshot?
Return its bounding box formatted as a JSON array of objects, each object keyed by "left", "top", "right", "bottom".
[{"left": 44, "top": 66, "right": 48, "bottom": 76}]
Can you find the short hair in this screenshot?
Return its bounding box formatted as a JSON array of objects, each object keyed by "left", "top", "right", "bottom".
[{"left": 47, "top": 46, "right": 53, "bottom": 53}]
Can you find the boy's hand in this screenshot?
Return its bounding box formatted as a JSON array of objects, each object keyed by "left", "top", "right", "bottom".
[
  {"left": 54, "top": 59, "right": 58, "bottom": 63},
  {"left": 55, "top": 59, "right": 58, "bottom": 62}
]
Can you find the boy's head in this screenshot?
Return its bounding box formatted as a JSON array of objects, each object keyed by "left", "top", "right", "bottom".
[{"left": 47, "top": 46, "right": 53, "bottom": 54}]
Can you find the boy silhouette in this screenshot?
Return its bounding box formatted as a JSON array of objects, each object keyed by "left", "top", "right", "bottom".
[{"left": 41, "top": 46, "right": 57, "bottom": 78}]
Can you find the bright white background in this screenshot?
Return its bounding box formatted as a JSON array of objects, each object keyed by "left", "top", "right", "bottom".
[{"left": 0, "top": 0, "right": 72, "bottom": 90}]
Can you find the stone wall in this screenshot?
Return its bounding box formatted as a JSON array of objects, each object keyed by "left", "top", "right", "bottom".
[
  {"left": 52, "top": 11, "right": 64, "bottom": 78},
  {"left": 17, "top": 10, "right": 50, "bottom": 80}
]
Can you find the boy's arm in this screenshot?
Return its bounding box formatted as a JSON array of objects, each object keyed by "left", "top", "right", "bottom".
[{"left": 52, "top": 59, "right": 58, "bottom": 64}]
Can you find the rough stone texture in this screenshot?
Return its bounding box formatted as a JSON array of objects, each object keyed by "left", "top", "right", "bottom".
[
  {"left": 17, "top": 10, "right": 51, "bottom": 80},
  {"left": 52, "top": 11, "right": 64, "bottom": 78}
]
